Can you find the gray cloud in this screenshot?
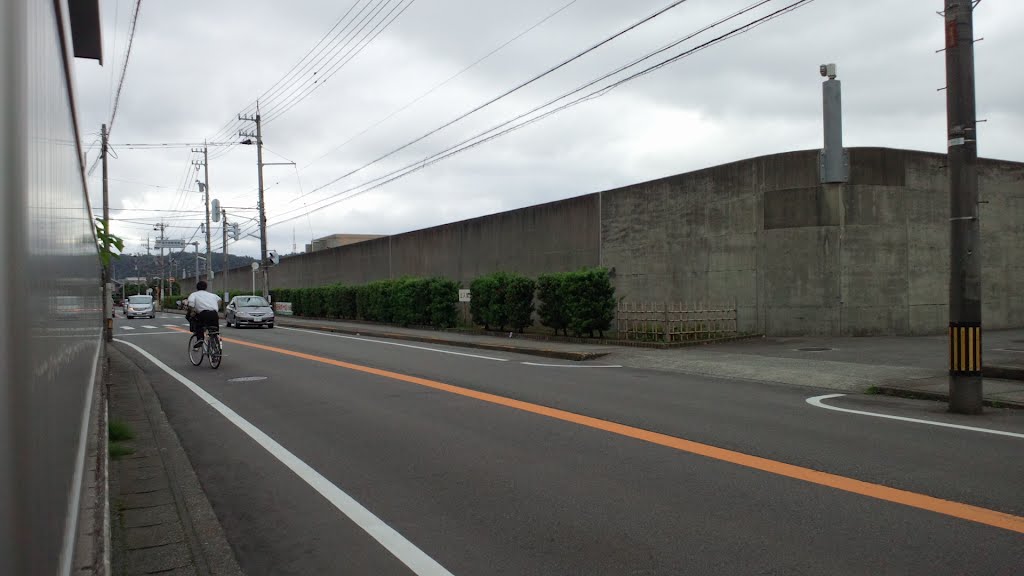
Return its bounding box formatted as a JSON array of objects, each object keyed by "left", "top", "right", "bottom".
[{"left": 75, "top": 0, "right": 1024, "bottom": 257}]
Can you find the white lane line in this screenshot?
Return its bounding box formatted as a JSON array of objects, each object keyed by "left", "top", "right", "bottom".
[
  {"left": 121, "top": 326, "right": 135, "bottom": 331},
  {"left": 278, "top": 326, "right": 508, "bottom": 362},
  {"left": 521, "top": 362, "right": 622, "bottom": 368},
  {"left": 163, "top": 324, "right": 178, "bottom": 327},
  {"left": 141, "top": 325, "right": 158, "bottom": 329},
  {"left": 114, "top": 338, "right": 455, "bottom": 576},
  {"left": 117, "top": 331, "right": 180, "bottom": 337},
  {"left": 807, "top": 394, "right": 1024, "bottom": 440}
]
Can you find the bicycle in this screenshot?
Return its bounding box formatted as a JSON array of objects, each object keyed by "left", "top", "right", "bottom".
[{"left": 188, "top": 324, "right": 222, "bottom": 369}]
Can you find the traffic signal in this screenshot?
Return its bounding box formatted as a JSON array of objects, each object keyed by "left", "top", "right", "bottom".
[
  {"left": 229, "top": 223, "right": 240, "bottom": 240},
  {"left": 268, "top": 250, "right": 279, "bottom": 266}
]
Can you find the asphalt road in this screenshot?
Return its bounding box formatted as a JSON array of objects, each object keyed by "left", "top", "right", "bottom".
[{"left": 114, "top": 314, "right": 1024, "bottom": 575}]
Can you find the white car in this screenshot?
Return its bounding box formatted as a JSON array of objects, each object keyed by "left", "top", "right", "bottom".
[{"left": 125, "top": 295, "right": 155, "bottom": 319}]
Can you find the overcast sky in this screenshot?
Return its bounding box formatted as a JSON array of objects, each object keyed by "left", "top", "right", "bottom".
[{"left": 73, "top": 0, "right": 1024, "bottom": 259}]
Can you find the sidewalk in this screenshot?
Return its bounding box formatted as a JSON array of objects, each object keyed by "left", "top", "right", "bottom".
[
  {"left": 107, "top": 345, "right": 242, "bottom": 576},
  {"left": 163, "top": 308, "right": 1024, "bottom": 406},
  {"left": 608, "top": 329, "right": 1024, "bottom": 408}
]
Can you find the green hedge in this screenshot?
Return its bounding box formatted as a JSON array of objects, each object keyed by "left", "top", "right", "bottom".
[
  {"left": 470, "top": 272, "right": 535, "bottom": 332},
  {"left": 270, "top": 278, "right": 458, "bottom": 328},
  {"left": 537, "top": 268, "right": 615, "bottom": 338}
]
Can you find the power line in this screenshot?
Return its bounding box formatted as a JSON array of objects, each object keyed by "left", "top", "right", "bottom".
[
  {"left": 108, "top": 0, "right": 144, "bottom": 133},
  {"left": 213, "top": 0, "right": 581, "bottom": 208},
  {"left": 263, "top": 0, "right": 417, "bottom": 125},
  {"left": 205, "top": 0, "right": 379, "bottom": 148},
  {"left": 266, "top": 0, "right": 817, "bottom": 230},
  {"left": 304, "top": 0, "right": 696, "bottom": 197},
  {"left": 300, "top": 0, "right": 581, "bottom": 172}
]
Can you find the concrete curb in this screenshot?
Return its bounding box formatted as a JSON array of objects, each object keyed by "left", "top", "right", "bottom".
[
  {"left": 871, "top": 384, "right": 1024, "bottom": 409},
  {"left": 984, "top": 365, "right": 1024, "bottom": 382},
  {"left": 277, "top": 321, "right": 611, "bottom": 361},
  {"left": 159, "top": 309, "right": 611, "bottom": 361}
]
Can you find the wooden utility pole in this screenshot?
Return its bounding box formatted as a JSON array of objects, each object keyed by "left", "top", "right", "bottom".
[{"left": 101, "top": 124, "right": 112, "bottom": 342}]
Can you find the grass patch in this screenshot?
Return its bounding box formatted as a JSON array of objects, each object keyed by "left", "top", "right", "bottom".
[
  {"left": 108, "top": 420, "right": 134, "bottom": 442},
  {"left": 865, "top": 386, "right": 882, "bottom": 395},
  {"left": 109, "top": 443, "right": 135, "bottom": 460}
]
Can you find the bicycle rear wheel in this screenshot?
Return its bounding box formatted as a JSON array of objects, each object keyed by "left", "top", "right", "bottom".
[
  {"left": 188, "top": 334, "right": 203, "bottom": 366},
  {"left": 208, "top": 334, "right": 222, "bottom": 369}
]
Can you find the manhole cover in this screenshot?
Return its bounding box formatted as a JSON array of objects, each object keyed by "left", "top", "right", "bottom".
[
  {"left": 797, "top": 347, "right": 832, "bottom": 352},
  {"left": 227, "top": 376, "right": 268, "bottom": 382}
]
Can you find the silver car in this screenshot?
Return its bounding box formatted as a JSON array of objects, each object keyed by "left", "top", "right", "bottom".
[
  {"left": 225, "top": 295, "right": 275, "bottom": 328},
  {"left": 125, "top": 295, "right": 155, "bottom": 319}
]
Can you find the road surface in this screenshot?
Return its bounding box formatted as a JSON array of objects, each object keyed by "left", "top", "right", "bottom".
[{"left": 113, "top": 314, "right": 1024, "bottom": 575}]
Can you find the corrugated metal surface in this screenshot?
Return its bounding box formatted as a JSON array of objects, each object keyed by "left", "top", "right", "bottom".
[{"left": 1, "top": 0, "right": 103, "bottom": 574}]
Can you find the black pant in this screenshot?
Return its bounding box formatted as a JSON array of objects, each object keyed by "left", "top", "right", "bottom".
[{"left": 192, "top": 310, "right": 219, "bottom": 341}]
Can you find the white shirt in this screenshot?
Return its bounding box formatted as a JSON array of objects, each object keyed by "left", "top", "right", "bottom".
[{"left": 187, "top": 290, "right": 222, "bottom": 312}]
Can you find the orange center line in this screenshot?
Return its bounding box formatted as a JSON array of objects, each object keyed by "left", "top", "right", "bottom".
[{"left": 168, "top": 326, "right": 1024, "bottom": 535}]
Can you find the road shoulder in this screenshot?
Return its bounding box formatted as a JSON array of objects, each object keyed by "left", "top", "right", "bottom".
[{"left": 107, "top": 344, "right": 242, "bottom": 576}]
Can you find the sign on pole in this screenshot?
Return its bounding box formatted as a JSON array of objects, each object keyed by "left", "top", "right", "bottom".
[
  {"left": 154, "top": 239, "right": 188, "bottom": 249},
  {"left": 458, "top": 289, "right": 471, "bottom": 303}
]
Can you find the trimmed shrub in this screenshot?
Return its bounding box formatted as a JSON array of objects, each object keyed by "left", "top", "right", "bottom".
[
  {"left": 470, "top": 272, "right": 534, "bottom": 332},
  {"left": 427, "top": 278, "right": 459, "bottom": 328},
  {"left": 564, "top": 268, "right": 615, "bottom": 338},
  {"left": 505, "top": 275, "right": 536, "bottom": 333},
  {"left": 537, "top": 273, "right": 569, "bottom": 336}
]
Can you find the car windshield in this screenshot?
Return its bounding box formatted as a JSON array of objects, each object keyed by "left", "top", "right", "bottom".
[
  {"left": 128, "top": 296, "right": 152, "bottom": 304},
  {"left": 236, "top": 297, "right": 269, "bottom": 307}
]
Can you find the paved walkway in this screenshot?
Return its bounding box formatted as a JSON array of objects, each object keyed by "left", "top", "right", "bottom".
[
  {"left": 161, "top": 308, "right": 1024, "bottom": 407},
  {"left": 107, "top": 345, "right": 242, "bottom": 576},
  {"left": 607, "top": 329, "right": 1024, "bottom": 407}
]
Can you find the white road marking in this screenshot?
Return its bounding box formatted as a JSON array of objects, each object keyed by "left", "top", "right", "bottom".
[
  {"left": 994, "top": 348, "right": 1024, "bottom": 353},
  {"left": 806, "top": 394, "right": 1024, "bottom": 439},
  {"left": 521, "top": 362, "right": 621, "bottom": 368},
  {"left": 117, "top": 331, "right": 179, "bottom": 337},
  {"left": 120, "top": 326, "right": 135, "bottom": 331},
  {"left": 278, "top": 326, "right": 508, "bottom": 362},
  {"left": 141, "top": 325, "right": 158, "bottom": 329},
  {"left": 114, "top": 338, "right": 455, "bottom": 576},
  {"left": 163, "top": 324, "right": 178, "bottom": 328}
]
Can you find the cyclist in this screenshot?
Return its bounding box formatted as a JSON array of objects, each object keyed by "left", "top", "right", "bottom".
[{"left": 186, "top": 280, "right": 222, "bottom": 349}]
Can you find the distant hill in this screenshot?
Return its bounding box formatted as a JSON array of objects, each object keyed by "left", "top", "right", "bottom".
[{"left": 112, "top": 252, "right": 256, "bottom": 281}]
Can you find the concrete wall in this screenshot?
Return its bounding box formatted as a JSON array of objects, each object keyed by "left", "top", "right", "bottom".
[
  {"left": 219, "top": 194, "right": 600, "bottom": 294},
  {"left": 210, "top": 148, "right": 1024, "bottom": 337}
]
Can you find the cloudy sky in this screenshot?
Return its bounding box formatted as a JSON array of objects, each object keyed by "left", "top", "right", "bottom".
[{"left": 73, "top": 0, "right": 1024, "bottom": 259}]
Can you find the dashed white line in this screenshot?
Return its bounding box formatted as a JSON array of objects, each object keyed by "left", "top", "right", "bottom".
[
  {"left": 806, "top": 394, "right": 1024, "bottom": 439},
  {"left": 163, "top": 324, "right": 178, "bottom": 328},
  {"left": 278, "top": 326, "right": 508, "bottom": 362},
  {"left": 141, "top": 325, "right": 158, "bottom": 329},
  {"left": 114, "top": 338, "right": 455, "bottom": 576},
  {"left": 120, "top": 326, "right": 135, "bottom": 331},
  {"left": 117, "top": 331, "right": 179, "bottom": 337},
  {"left": 521, "top": 362, "right": 621, "bottom": 368}
]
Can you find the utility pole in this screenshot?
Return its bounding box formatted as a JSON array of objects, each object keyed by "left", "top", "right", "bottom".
[
  {"left": 240, "top": 106, "right": 294, "bottom": 299},
  {"left": 944, "top": 0, "right": 983, "bottom": 414},
  {"left": 192, "top": 144, "right": 213, "bottom": 281},
  {"left": 239, "top": 109, "right": 268, "bottom": 298},
  {"left": 154, "top": 223, "right": 166, "bottom": 308},
  {"left": 101, "top": 124, "right": 112, "bottom": 342},
  {"left": 222, "top": 209, "right": 229, "bottom": 300}
]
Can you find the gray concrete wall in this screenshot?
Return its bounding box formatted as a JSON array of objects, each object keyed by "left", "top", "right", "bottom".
[
  {"left": 218, "top": 194, "right": 600, "bottom": 294},
  {"left": 211, "top": 148, "right": 1024, "bottom": 337}
]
